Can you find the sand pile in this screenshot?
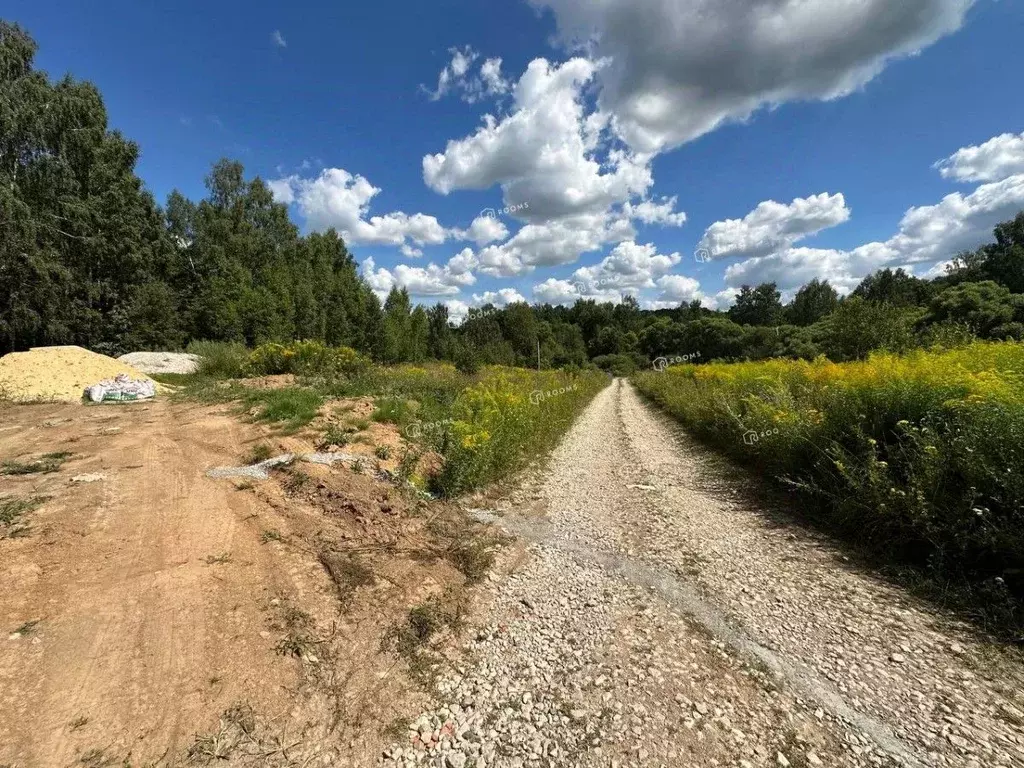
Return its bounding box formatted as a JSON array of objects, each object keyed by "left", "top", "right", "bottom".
[
  {"left": 118, "top": 351, "right": 200, "bottom": 375},
  {"left": 0, "top": 346, "right": 154, "bottom": 403}
]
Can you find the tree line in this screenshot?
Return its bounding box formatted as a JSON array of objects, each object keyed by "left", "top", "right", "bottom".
[{"left": 2, "top": 20, "right": 1022, "bottom": 370}]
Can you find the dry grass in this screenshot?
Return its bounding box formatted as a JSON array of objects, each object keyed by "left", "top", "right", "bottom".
[
  {"left": 0, "top": 451, "right": 72, "bottom": 475},
  {"left": 318, "top": 551, "right": 375, "bottom": 605}
]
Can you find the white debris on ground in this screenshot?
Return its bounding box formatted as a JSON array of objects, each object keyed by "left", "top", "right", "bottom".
[
  {"left": 117, "top": 351, "right": 200, "bottom": 375},
  {"left": 206, "top": 454, "right": 296, "bottom": 480},
  {"left": 85, "top": 373, "right": 156, "bottom": 402},
  {"left": 206, "top": 452, "right": 371, "bottom": 481}
]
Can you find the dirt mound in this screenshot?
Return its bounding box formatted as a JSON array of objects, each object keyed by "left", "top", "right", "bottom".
[
  {"left": 118, "top": 351, "right": 199, "bottom": 375},
  {"left": 0, "top": 346, "right": 153, "bottom": 402}
]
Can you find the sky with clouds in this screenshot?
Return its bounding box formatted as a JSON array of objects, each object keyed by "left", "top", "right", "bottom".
[{"left": 11, "top": 0, "right": 1024, "bottom": 322}]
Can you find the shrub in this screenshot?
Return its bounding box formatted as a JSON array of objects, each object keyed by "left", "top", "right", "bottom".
[
  {"left": 246, "top": 341, "right": 371, "bottom": 378},
  {"left": 633, "top": 341, "right": 1024, "bottom": 634},
  {"left": 187, "top": 340, "right": 251, "bottom": 379}
]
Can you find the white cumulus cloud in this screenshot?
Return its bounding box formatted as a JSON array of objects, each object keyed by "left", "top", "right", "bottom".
[
  {"left": 723, "top": 174, "right": 1024, "bottom": 292},
  {"left": 476, "top": 212, "right": 634, "bottom": 277},
  {"left": 270, "top": 168, "right": 451, "bottom": 251},
  {"left": 697, "top": 193, "right": 851, "bottom": 262},
  {"left": 451, "top": 214, "right": 510, "bottom": 246},
  {"left": 572, "top": 241, "right": 682, "bottom": 292},
  {"left": 934, "top": 131, "right": 1024, "bottom": 183},
  {"left": 423, "top": 58, "right": 653, "bottom": 220},
  {"left": 424, "top": 47, "right": 511, "bottom": 103},
  {"left": 530, "top": 0, "right": 974, "bottom": 154},
  {"left": 361, "top": 250, "right": 478, "bottom": 300}
]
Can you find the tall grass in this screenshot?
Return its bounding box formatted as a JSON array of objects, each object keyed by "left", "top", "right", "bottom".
[
  {"left": 634, "top": 341, "right": 1024, "bottom": 634},
  {"left": 186, "top": 340, "right": 250, "bottom": 378},
  {"left": 170, "top": 345, "right": 608, "bottom": 498},
  {"left": 432, "top": 368, "right": 609, "bottom": 496}
]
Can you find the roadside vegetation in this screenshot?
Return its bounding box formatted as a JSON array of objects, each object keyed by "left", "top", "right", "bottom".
[
  {"left": 634, "top": 340, "right": 1024, "bottom": 636},
  {"left": 162, "top": 339, "right": 607, "bottom": 496}
]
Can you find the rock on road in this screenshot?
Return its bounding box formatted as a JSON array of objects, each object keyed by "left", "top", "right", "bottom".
[{"left": 383, "top": 379, "right": 1024, "bottom": 768}]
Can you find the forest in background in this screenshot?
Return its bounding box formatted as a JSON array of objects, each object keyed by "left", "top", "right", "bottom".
[{"left": 3, "top": 19, "right": 1023, "bottom": 370}]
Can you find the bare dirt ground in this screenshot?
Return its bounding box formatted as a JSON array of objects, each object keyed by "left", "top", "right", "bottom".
[
  {"left": 383, "top": 379, "right": 1024, "bottom": 768},
  {"left": 0, "top": 398, "right": 493, "bottom": 768}
]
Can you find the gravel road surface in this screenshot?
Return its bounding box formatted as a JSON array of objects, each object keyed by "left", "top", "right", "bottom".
[{"left": 382, "top": 379, "right": 1024, "bottom": 768}]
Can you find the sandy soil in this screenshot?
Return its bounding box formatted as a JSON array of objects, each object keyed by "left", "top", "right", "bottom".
[
  {"left": 0, "top": 398, "right": 486, "bottom": 767},
  {"left": 0, "top": 346, "right": 153, "bottom": 402}
]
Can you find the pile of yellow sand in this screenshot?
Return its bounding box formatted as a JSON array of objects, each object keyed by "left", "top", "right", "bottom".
[{"left": 0, "top": 346, "right": 154, "bottom": 403}]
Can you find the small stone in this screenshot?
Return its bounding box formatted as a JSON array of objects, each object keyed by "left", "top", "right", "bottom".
[
  {"left": 806, "top": 752, "right": 822, "bottom": 766},
  {"left": 889, "top": 653, "right": 906, "bottom": 664},
  {"left": 71, "top": 473, "right": 105, "bottom": 483},
  {"left": 777, "top": 752, "right": 791, "bottom": 768}
]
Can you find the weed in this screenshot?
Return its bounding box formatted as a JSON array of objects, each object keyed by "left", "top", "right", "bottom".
[
  {"left": 271, "top": 604, "right": 318, "bottom": 659},
  {"left": 446, "top": 539, "right": 496, "bottom": 584},
  {"left": 273, "top": 632, "right": 317, "bottom": 658},
  {"left": 187, "top": 340, "right": 251, "bottom": 379},
  {"left": 0, "top": 451, "right": 72, "bottom": 475},
  {"left": 386, "top": 591, "right": 466, "bottom": 659},
  {"left": 634, "top": 340, "right": 1024, "bottom": 638},
  {"left": 426, "top": 514, "right": 500, "bottom": 583},
  {"left": 318, "top": 423, "right": 351, "bottom": 449},
  {"left": 351, "top": 459, "right": 364, "bottom": 474},
  {"left": 319, "top": 551, "right": 375, "bottom": 604},
  {"left": 375, "top": 445, "right": 392, "bottom": 460},
  {"left": 187, "top": 702, "right": 257, "bottom": 762},
  {"left": 0, "top": 496, "right": 47, "bottom": 538},
  {"left": 13, "top": 619, "right": 40, "bottom": 636},
  {"left": 203, "top": 552, "right": 232, "bottom": 565},
  {"left": 235, "top": 480, "right": 254, "bottom": 491},
  {"left": 69, "top": 716, "right": 89, "bottom": 731},
  {"left": 372, "top": 397, "right": 417, "bottom": 426},
  {"left": 396, "top": 447, "right": 420, "bottom": 483},
  {"left": 242, "top": 443, "right": 273, "bottom": 465},
  {"left": 432, "top": 369, "right": 607, "bottom": 496},
  {"left": 260, "top": 529, "right": 284, "bottom": 544},
  {"left": 281, "top": 468, "right": 311, "bottom": 493},
  {"left": 243, "top": 388, "right": 323, "bottom": 432},
  {"left": 382, "top": 716, "right": 411, "bottom": 741}
]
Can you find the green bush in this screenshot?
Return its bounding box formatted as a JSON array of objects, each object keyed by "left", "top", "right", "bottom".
[
  {"left": 247, "top": 341, "right": 371, "bottom": 378},
  {"left": 187, "top": 340, "right": 251, "bottom": 379}
]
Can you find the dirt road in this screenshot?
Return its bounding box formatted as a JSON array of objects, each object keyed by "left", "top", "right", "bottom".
[
  {"left": 384, "top": 379, "right": 1024, "bottom": 768},
  {"left": 0, "top": 398, "right": 474, "bottom": 767}
]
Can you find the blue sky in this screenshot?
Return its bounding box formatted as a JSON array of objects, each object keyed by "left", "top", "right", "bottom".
[{"left": 9, "top": 0, "right": 1024, "bottom": 319}]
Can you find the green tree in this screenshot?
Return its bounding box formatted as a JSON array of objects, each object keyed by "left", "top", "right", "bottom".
[
  {"left": 852, "top": 268, "right": 933, "bottom": 307},
  {"left": 0, "top": 21, "right": 175, "bottom": 353},
  {"left": 426, "top": 303, "right": 452, "bottom": 359},
  {"left": 818, "top": 297, "right": 919, "bottom": 361},
  {"left": 925, "top": 281, "right": 1019, "bottom": 337},
  {"left": 382, "top": 287, "right": 413, "bottom": 363},
  {"left": 788, "top": 279, "right": 839, "bottom": 326},
  {"left": 729, "top": 283, "right": 784, "bottom": 327}
]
